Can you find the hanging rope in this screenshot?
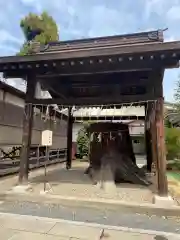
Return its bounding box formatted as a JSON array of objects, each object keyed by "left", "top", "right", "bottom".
[
  {"left": 112, "top": 105, "right": 116, "bottom": 122},
  {"left": 28, "top": 99, "right": 158, "bottom": 130},
  {"left": 32, "top": 99, "right": 156, "bottom": 110}
]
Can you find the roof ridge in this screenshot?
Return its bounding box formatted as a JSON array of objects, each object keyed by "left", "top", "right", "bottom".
[{"left": 30, "top": 29, "right": 164, "bottom": 54}]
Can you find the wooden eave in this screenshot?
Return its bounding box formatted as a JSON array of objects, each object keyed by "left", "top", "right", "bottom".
[{"left": 0, "top": 41, "right": 180, "bottom": 79}]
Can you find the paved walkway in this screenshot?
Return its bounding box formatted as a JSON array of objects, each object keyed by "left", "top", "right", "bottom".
[
  {"left": 0, "top": 212, "right": 179, "bottom": 239},
  {"left": 0, "top": 200, "right": 180, "bottom": 234}
]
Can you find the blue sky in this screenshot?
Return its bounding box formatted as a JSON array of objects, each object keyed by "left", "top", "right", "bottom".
[{"left": 1, "top": 0, "right": 180, "bottom": 102}]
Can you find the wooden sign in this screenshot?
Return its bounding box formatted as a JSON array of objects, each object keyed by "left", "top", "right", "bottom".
[{"left": 41, "top": 130, "right": 53, "bottom": 146}]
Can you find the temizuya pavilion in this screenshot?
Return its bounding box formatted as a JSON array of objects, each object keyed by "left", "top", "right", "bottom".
[{"left": 0, "top": 29, "right": 180, "bottom": 206}]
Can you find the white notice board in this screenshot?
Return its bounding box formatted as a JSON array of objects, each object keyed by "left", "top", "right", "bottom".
[{"left": 41, "top": 130, "right": 53, "bottom": 146}]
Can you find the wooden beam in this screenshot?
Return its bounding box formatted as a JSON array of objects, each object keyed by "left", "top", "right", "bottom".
[
  {"left": 19, "top": 75, "right": 36, "bottom": 184},
  {"left": 28, "top": 93, "right": 156, "bottom": 106},
  {"left": 2, "top": 58, "right": 179, "bottom": 79},
  {"left": 0, "top": 41, "right": 180, "bottom": 64},
  {"left": 44, "top": 84, "right": 67, "bottom": 100},
  {"left": 39, "top": 74, "right": 151, "bottom": 85},
  {"left": 66, "top": 107, "right": 73, "bottom": 169}
]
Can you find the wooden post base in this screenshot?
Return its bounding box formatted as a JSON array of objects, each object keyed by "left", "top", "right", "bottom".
[{"left": 153, "top": 195, "right": 177, "bottom": 207}]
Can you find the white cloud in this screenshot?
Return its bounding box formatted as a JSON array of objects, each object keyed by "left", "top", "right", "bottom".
[
  {"left": 0, "top": 30, "right": 22, "bottom": 45},
  {"left": 144, "top": 0, "right": 166, "bottom": 18},
  {"left": 0, "top": 45, "right": 18, "bottom": 53},
  {"left": 20, "top": 0, "right": 36, "bottom": 3},
  {"left": 165, "top": 36, "right": 176, "bottom": 42},
  {"left": 167, "top": 6, "right": 180, "bottom": 21},
  {"left": 144, "top": 0, "right": 180, "bottom": 22}
]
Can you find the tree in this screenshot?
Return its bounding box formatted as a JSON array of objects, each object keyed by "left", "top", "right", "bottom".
[
  {"left": 18, "top": 11, "right": 59, "bottom": 55},
  {"left": 163, "top": 81, "right": 180, "bottom": 161},
  {"left": 165, "top": 127, "right": 180, "bottom": 160},
  {"left": 174, "top": 79, "right": 180, "bottom": 103},
  {"left": 76, "top": 122, "right": 93, "bottom": 158},
  {"left": 77, "top": 126, "right": 89, "bottom": 158},
  {"left": 173, "top": 78, "right": 180, "bottom": 114}
]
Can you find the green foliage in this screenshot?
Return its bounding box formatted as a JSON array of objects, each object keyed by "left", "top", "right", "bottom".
[
  {"left": 165, "top": 127, "right": 180, "bottom": 160},
  {"left": 174, "top": 79, "right": 180, "bottom": 103},
  {"left": 174, "top": 78, "right": 180, "bottom": 116},
  {"left": 18, "top": 43, "right": 32, "bottom": 56},
  {"left": 164, "top": 118, "right": 172, "bottom": 128},
  {"left": 165, "top": 81, "right": 180, "bottom": 162},
  {"left": 18, "top": 11, "right": 59, "bottom": 56},
  {"left": 76, "top": 122, "right": 92, "bottom": 158},
  {"left": 167, "top": 161, "right": 180, "bottom": 171}
]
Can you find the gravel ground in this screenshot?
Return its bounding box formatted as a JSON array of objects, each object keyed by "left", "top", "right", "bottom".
[
  {"left": 28, "top": 160, "right": 153, "bottom": 204},
  {"left": 0, "top": 200, "right": 179, "bottom": 235}
]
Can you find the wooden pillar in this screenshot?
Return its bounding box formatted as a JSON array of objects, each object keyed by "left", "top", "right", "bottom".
[
  {"left": 19, "top": 75, "right": 36, "bottom": 184},
  {"left": 156, "top": 98, "right": 168, "bottom": 196},
  {"left": 150, "top": 103, "right": 158, "bottom": 171},
  {"left": 145, "top": 104, "right": 152, "bottom": 172},
  {"left": 145, "top": 125, "right": 152, "bottom": 172},
  {"left": 66, "top": 107, "right": 73, "bottom": 169}
]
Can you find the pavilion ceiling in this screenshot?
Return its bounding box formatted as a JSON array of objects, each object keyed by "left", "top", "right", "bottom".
[{"left": 40, "top": 71, "right": 151, "bottom": 100}]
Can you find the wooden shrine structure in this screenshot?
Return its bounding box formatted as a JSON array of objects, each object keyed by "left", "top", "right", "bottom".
[{"left": 0, "top": 29, "right": 180, "bottom": 198}]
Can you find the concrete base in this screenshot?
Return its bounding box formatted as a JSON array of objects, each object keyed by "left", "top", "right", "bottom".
[
  {"left": 97, "top": 180, "right": 117, "bottom": 193},
  {"left": 11, "top": 184, "right": 32, "bottom": 194},
  {"left": 153, "top": 195, "right": 177, "bottom": 207},
  {"left": 96, "top": 165, "right": 117, "bottom": 194},
  {"left": 40, "top": 183, "right": 53, "bottom": 194},
  {"left": 40, "top": 190, "right": 48, "bottom": 195}
]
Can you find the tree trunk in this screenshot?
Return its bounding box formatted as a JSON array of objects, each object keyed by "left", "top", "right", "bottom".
[{"left": 87, "top": 123, "right": 151, "bottom": 187}]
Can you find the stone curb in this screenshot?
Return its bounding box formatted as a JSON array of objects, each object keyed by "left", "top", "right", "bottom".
[
  {"left": 0, "top": 212, "right": 179, "bottom": 238},
  {"left": 1, "top": 190, "right": 180, "bottom": 217}
]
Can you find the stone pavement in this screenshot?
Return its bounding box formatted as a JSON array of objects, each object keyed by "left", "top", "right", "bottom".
[{"left": 0, "top": 212, "right": 179, "bottom": 240}]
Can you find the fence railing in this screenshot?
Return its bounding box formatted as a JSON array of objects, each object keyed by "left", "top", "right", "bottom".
[
  {"left": 0, "top": 148, "right": 67, "bottom": 161},
  {"left": 0, "top": 148, "right": 67, "bottom": 177}
]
